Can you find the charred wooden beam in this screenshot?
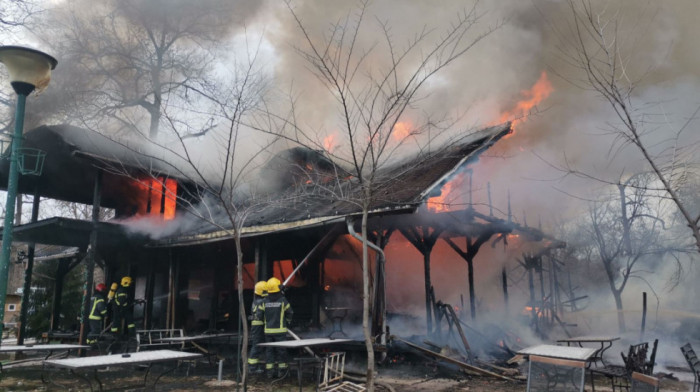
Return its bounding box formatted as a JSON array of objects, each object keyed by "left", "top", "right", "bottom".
[
  {"left": 400, "top": 225, "right": 443, "bottom": 335},
  {"left": 392, "top": 335, "right": 517, "bottom": 382}
]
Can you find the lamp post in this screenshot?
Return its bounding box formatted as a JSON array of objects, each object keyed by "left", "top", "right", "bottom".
[{"left": 0, "top": 46, "right": 57, "bottom": 344}]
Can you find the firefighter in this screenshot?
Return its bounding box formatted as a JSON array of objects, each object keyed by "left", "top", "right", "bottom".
[
  {"left": 110, "top": 276, "right": 135, "bottom": 337},
  {"left": 258, "top": 277, "right": 293, "bottom": 379},
  {"left": 87, "top": 283, "right": 108, "bottom": 345},
  {"left": 248, "top": 281, "right": 267, "bottom": 374}
]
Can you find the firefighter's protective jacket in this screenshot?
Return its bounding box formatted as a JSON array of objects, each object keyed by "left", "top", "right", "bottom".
[
  {"left": 251, "top": 296, "right": 265, "bottom": 327},
  {"left": 258, "top": 291, "right": 293, "bottom": 334},
  {"left": 114, "top": 285, "right": 131, "bottom": 310},
  {"left": 89, "top": 291, "right": 108, "bottom": 320}
]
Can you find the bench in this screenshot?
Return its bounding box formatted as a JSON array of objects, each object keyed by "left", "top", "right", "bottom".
[
  {"left": 681, "top": 343, "right": 700, "bottom": 392},
  {"left": 40, "top": 331, "right": 80, "bottom": 344},
  {"left": 135, "top": 329, "right": 185, "bottom": 352},
  {"left": 590, "top": 339, "right": 658, "bottom": 392}
]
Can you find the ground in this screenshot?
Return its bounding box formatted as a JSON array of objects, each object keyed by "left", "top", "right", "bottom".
[{"left": 0, "top": 364, "right": 692, "bottom": 391}]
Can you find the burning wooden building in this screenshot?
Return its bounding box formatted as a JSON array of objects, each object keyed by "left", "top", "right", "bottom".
[{"left": 0, "top": 122, "right": 564, "bottom": 347}]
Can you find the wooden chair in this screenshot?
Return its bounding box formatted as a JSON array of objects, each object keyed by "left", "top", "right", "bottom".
[
  {"left": 681, "top": 343, "right": 700, "bottom": 392},
  {"left": 527, "top": 355, "right": 587, "bottom": 392},
  {"left": 590, "top": 339, "right": 658, "bottom": 392},
  {"left": 630, "top": 372, "right": 659, "bottom": 392}
]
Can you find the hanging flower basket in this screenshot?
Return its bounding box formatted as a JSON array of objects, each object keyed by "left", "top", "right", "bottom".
[{"left": 17, "top": 148, "right": 46, "bottom": 176}]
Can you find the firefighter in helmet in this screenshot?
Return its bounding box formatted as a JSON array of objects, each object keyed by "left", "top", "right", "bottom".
[
  {"left": 257, "top": 277, "right": 293, "bottom": 379},
  {"left": 87, "top": 283, "right": 108, "bottom": 345},
  {"left": 110, "top": 276, "right": 135, "bottom": 336},
  {"left": 248, "top": 281, "right": 267, "bottom": 374}
]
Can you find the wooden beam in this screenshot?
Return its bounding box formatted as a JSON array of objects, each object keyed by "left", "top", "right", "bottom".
[{"left": 393, "top": 335, "right": 517, "bottom": 381}]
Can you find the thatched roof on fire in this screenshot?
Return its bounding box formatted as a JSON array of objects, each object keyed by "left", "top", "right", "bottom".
[
  {"left": 152, "top": 123, "right": 512, "bottom": 246},
  {"left": 0, "top": 123, "right": 512, "bottom": 247},
  {"left": 0, "top": 124, "right": 196, "bottom": 209}
]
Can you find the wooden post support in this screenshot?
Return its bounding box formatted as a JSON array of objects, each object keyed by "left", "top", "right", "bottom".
[{"left": 640, "top": 291, "right": 647, "bottom": 340}]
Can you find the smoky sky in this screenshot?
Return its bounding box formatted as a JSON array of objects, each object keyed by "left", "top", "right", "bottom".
[
  {"left": 256, "top": 0, "right": 700, "bottom": 225},
  {"left": 3, "top": 0, "right": 699, "bottom": 226}
]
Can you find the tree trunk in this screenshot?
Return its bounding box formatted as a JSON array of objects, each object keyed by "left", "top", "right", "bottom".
[
  {"left": 361, "top": 206, "right": 375, "bottom": 391},
  {"left": 235, "top": 232, "right": 249, "bottom": 388},
  {"left": 613, "top": 291, "right": 626, "bottom": 333}
]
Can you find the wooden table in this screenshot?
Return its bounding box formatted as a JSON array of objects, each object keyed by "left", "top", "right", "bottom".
[
  {"left": 44, "top": 349, "right": 201, "bottom": 391},
  {"left": 556, "top": 335, "right": 620, "bottom": 367}
]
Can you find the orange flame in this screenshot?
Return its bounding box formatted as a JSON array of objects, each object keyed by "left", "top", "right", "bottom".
[
  {"left": 134, "top": 177, "right": 177, "bottom": 220},
  {"left": 498, "top": 71, "right": 553, "bottom": 132},
  {"left": 323, "top": 134, "right": 337, "bottom": 153},
  {"left": 426, "top": 180, "right": 456, "bottom": 213},
  {"left": 392, "top": 122, "right": 412, "bottom": 141}
]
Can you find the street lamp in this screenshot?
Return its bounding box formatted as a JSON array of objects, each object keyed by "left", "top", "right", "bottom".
[{"left": 0, "top": 46, "right": 57, "bottom": 344}]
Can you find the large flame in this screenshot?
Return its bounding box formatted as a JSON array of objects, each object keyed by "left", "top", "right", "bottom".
[
  {"left": 426, "top": 177, "right": 457, "bottom": 213},
  {"left": 498, "top": 71, "right": 553, "bottom": 132},
  {"left": 134, "top": 177, "right": 177, "bottom": 220}
]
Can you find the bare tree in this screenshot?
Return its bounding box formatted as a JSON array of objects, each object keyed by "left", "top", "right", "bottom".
[
  {"left": 572, "top": 174, "right": 679, "bottom": 332},
  {"left": 96, "top": 37, "right": 284, "bottom": 388},
  {"left": 33, "top": 0, "right": 244, "bottom": 139},
  {"left": 0, "top": 0, "right": 42, "bottom": 132},
  {"left": 554, "top": 0, "right": 700, "bottom": 252},
  {"left": 265, "top": 2, "right": 500, "bottom": 389}
]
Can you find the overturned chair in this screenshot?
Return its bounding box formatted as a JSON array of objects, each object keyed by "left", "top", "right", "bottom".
[{"left": 318, "top": 352, "right": 365, "bottom": 392}]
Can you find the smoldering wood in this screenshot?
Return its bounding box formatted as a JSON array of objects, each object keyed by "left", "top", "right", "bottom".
[{"left": 393, "top": 335, "right": 518, "bottom": 381}]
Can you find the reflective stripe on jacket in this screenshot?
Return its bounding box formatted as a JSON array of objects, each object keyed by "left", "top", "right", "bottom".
[
  {"left": 114, "top": 286, "right": 130, "bottom": 308},
  {"left": 89, "top": 294, "right": 107, "bottom": 321},
  {"left": 251, "top": 296, "right": 265, "bottom": 326},
  {"left": 260, "top": 292, "right": 293, "bottom": 334}
]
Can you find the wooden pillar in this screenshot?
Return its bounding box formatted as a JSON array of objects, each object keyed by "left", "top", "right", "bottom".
[
  {"left": 17, "top": 193, "right": 40, "bottom": 344},
  {"left": 501, "top": 266, "right": 509, "bottom": 312},
  {"left": 400, "top": 226, "right": 442, "bottom": 335},
  {"left": 144, "top": 257, "right": 156, "bottom": 330},
  {"left": 50, "top": 259, "right": 70, "bottom": 330},
  {"left": 444, "top": 230, "right": 498, "bottom": 321},
  {"left": 79, "top": 170, "right": 102, "bottom": 347},
  {"left": 166, "top": 251, "right": 174, "bottom": 329},
  {"left": 254, "top": 239, "right": 261, "bottom": 282}
]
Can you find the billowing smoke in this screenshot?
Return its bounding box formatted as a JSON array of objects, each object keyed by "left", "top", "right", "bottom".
[{"left": 3, "top": 0, "right": 700, "bottom": 363}]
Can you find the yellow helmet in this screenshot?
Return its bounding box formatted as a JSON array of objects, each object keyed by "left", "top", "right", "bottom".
[
  {"left": 254, "top": 281, "right": 268, "bottom": 296},
  {"left": 121, "top": 276, "right": 132, "bottom": 287},
  {"left": 266, "top": 277, "right": 281, "bottom": 293}
]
